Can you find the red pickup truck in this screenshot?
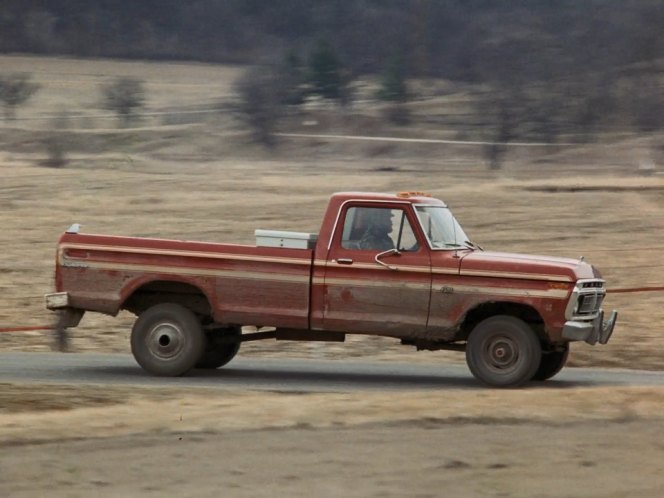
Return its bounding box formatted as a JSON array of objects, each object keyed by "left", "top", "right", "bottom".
[{"left": 45, "top": 191, "right": 616, "bottom": 387}]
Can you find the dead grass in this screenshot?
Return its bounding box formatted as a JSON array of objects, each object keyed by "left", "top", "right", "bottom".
[
  {"left": 0, "top": 382, "right": 134, "bottom": 413},
  {"left": 0, "top": 55, "right": 662, "bottom": 371},
  {"left": 2, "top": 381, "right": 664, "bottom": 446}
]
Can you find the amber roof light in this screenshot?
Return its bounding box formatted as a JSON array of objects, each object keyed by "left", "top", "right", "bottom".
[{"left": 397, "top": 191, "right": 432, "bottom": 198}]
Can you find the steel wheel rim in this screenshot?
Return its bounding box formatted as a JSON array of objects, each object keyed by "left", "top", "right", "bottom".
[
  {"left": 483, "top": 334, "right": 520, "bottom": 373},
  {"left": 147, "top": 321, "right": 185, "bottom": 360}
]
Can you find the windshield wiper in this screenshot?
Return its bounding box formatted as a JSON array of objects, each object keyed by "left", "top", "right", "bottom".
[
  {"left": 463, "top": 240, "right": 484, "bottom": 251},
  {"left": 432, "top": 241, "right": 483, "bottom": 250}
]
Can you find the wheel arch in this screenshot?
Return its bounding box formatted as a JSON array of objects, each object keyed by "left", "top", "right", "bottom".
[
  {"left": 458, "top": 300, "right": 546, "bottom": 342},
  {"left": 120, "top": 276, "right": 214, "bottom": 320}
]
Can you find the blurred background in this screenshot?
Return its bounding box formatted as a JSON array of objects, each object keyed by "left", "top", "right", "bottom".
[
  {"left": 0, "top": 0, "right": 662, "bottom": 150},
  {"left": 0, "top": 0, "right": 662, "bottom": 368}
]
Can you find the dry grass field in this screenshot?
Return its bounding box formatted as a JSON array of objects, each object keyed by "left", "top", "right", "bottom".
[
  {"left": 1, "top": 54, "right": 662, "bottom": 368},
  {"left": 1, "top": 55, "right": 663, "bottom": 497}
]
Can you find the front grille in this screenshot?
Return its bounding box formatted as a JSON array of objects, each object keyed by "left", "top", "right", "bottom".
[
  {"left": 577, "top": 292, "right": 605, "bottom": 315},
  {"left": 566, "top": 279, "right": 605, "bottom": 320}
]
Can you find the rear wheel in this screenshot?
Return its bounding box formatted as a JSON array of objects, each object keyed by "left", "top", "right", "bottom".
[
  {"left": 466, "top": 315, "right": 542, "bottom": 388},
  {"left": 130, "top": 303, "right": 205, "bottom": 376},
  {"left": 532, "top": 345, "right": 569, "bottom": 381},
  {"left": 196, "top": 326, "right": 242, "bottom": 369}
]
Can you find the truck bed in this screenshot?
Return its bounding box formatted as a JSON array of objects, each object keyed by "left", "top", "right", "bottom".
[{"left": 55, "top": 232, "right": 315, "bottom": 329}]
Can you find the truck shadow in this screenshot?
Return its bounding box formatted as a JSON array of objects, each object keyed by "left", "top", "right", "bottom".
[
  {"left": 73, "top": 361, "right": 599, "bottom": 391},
  {"left": 194, "top": 367, "right": 598, "bottom": 390},
  {"left": 192, "top": 366, "right": 482, "bottom": 390}
]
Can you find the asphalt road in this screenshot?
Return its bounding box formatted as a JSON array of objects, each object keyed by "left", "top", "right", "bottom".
[{"left": 1, "top": 352, "right": 664, "bottom": 391}]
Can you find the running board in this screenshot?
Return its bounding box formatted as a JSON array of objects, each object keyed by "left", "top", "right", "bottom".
[
  {"left": 228, "top": 329, "right": 346, "bottom": 343},
  {"left": 401, "top": 338, "right": 466, "bottom": 352}
]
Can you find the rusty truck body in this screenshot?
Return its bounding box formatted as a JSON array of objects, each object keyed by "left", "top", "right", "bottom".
[{"left": 45, "top": 191, "right": 617, "bottom": 387}]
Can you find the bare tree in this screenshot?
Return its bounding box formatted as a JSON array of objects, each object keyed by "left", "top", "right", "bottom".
[
  {"left": 476, "top": 86, "right": 523, "bottom": 170},
  {"left": 0, "top": 73, "right": 40, "bottom": 121},
  {"left": 100, "top": 77, "right": 146, "bottom": 126},
  {"left": 233, "top": 66, "right": 291, "bottom": 147},
  {"left": 629, "top": 73, "right": 663, "bottom": 132},
  {"left": 42, "top": 111, "right": 71, "bottom": 168}
]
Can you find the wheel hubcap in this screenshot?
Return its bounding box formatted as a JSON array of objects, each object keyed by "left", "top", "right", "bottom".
[
  {"left": 148, "top": 322, "right": 185, "bottom": 359},
  {"left": 485, "top": 336, "right": 518, "bottom": 371}
]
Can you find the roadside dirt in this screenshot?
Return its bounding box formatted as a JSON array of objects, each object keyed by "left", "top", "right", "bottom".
[
  {"left": 2, "top": 382, "right": 664, "bottom": 497},
  {"left": 4, "top": 420, "right": 664, "bottom": 498}
]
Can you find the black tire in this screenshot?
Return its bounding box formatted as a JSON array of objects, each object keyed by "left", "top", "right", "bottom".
[
  {"left": 130, "top": 303, "right": 205, "bottom": 376},
  {"left": 466, "top": 315, "right": 542, "bottom": 388},
  {"left": 196, "top": 327, "right": 242, "bottom": 369},
  {"left": 532, "top": 345, "right": 569, "bottom": 381}
]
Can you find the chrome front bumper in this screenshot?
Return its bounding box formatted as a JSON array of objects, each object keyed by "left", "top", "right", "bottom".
[{"left": 562, "top": 310, "right": 618, "bottom": 345}]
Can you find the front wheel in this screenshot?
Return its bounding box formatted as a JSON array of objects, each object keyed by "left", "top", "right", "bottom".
[
  {"left": 131, "top": 303, "right": 205, "bottom": 376},
  {"left": 466, "top": 315, "right": 542, "bottom": 388}
]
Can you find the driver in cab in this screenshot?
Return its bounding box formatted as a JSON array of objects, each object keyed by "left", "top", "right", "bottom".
[{"left": 359, "top": 209, "right": 394, "bottom": 251}]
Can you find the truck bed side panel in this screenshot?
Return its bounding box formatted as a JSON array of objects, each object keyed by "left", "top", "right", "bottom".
[{"left": 57, "top": 234, "right": 313, "bottom": 328}]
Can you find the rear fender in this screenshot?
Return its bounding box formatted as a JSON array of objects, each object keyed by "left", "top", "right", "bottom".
[{"left": 120, "top": 275, "right": 215, "bottom": 318}]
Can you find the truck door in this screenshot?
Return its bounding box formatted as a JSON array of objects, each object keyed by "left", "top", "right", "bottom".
[{"left": 319, "top": 203, "right": 432, "bottom": 336}]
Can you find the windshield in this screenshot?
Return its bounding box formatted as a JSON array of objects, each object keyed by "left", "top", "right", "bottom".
[{"left": 415, "top": 205, "right": 469, "bottom": 249}]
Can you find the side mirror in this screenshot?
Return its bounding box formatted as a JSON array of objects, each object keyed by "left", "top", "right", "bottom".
[{"left": 374, "top": 248, "right": 401, "bottom": 271}]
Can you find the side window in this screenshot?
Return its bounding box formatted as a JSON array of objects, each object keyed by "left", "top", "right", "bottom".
[
  {"left": 341, "top": 207, "right": 418, "bottom": 251},
  {"left": 396, "top": 211, "right": 418, "bottom": 251}
]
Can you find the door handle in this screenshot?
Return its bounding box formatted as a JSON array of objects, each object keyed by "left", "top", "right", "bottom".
[{"left": 336, "top": 258, "right": 354, "bottom": 265}]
